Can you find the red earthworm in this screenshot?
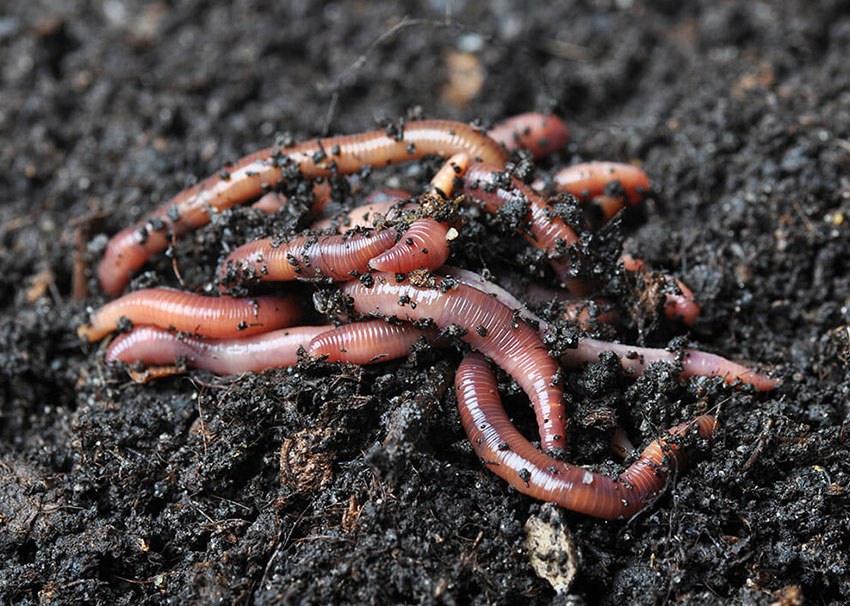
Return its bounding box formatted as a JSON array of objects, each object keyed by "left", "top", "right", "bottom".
[
  {"left": 460, "top": 162, "right": 591, "bottom": 295},
  {"left": 553, "top": 161, "right": 651, "bottom": 204},
  {"left": 308, "top": 319, "right": 437, "bottom": 365},
  {"left": 218, "top": 229, "right": 396, "bottom": 290},
  {"left": 98, "top": 121, "right": 508, "bottom": 295},
  {"left": 106, "top": 325, "right": 329, "bottom": 374},
  {"left": 560, "top": 337, "right": 780, "bottom": 391},
  {"left": 455, "top": 352, "right": 717, "bottom": 519},
  {"left": 369, "top": 153, "right": 470, "bottom": 274},
  {"left": 78, "top": 288, "right": 300, "bottom": 342},
  {"left": 620, "top": 254, "right": 700, "bottom": 327},
  {"left": 341, "top": 272, "right": 567, "bottom": 451},
  {"left": 488, "top": 113, "right": 571, "bottom": 158}
]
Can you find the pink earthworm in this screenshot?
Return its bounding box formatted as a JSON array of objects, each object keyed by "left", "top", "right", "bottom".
[
  {"left": 106, "top": 325, "right": 329, "bottom": 374},
  {"left": 553, "top": 161, "right": 651, "bottom": 204},
  {"left": 78, "top": 288, "right": 300, "bottom": 342},
  {"left": 366, "top": 217, "right": 452, "bottom": 274},
  {"left": 460, "top": 162, "right": 591, "bottom": 295},
  {"left": 488, "top": 113, "right": 571, "bottom": 158},
  {"left": 218, "top": 229, "right": 396, "bottom": 290},
  {"left": 439, "top": 267, "right": 776, "bottom": 390},
  {"left": 369, "top": 153, "right": 471, "bottom": 274},
  {"left": 341, "top": 272, "right": 568, "bottom": 452},
  {"left": 98, "top": 121, "right": 508, "bottom": 295},
  {"left": 455, "top": 352, "right": 717, "bottom": 519},
  {"left": 308, "top": 319, "right": 437, "bottom": 365}
]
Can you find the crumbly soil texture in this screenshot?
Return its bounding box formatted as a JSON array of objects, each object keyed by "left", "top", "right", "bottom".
[{"left": 2, "top": 2, "right": 849, "bottom": 605}]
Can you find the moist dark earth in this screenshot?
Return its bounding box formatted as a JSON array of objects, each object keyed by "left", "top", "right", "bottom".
[{"left": 2, "top": 1, "right": 849, "bottom": 604}]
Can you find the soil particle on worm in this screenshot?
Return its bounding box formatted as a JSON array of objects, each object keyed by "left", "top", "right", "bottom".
[{"left": 2, "top": 1, "right": 850, "bottom": 604}]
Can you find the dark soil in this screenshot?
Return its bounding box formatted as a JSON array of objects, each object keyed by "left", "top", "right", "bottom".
[{"left": 2, "top": 1, "right": 849, "bottom": 604}]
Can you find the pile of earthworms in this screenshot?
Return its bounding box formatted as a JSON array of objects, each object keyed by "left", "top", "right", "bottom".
[{"left": 79, "top": 113, "right": 778, "bottom": 519}]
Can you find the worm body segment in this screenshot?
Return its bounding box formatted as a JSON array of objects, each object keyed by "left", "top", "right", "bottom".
[
  {"left": 308, "top": 320, "right": 435, "bottom": 365},
  {"left": 561, "top": 337, "right": 780, "bottom": 391}
]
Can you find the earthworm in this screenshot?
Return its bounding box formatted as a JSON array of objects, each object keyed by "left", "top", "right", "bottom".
[
  {"left": 553, "top": 161, "right": 651, "bottom": 204},
  {"left": 106, "top": 325, "right": 329, "bottom": 374},
  {"left": 366, "top": 218, "right": 451, "bottom": 274},
  {"left": 97, "top": 120, "right": 508, "bottom": 295},
  {"left": 619, "top": 254, "right": 700, "bottom": 327},
  {"left": 311, "top": 189, "right": 411, "bottom": 231},
  {"left": 341, "top": 272, "right": 567, "bottom": 451},
  {"left": 455, "top": 352, "right": 717, "bottom": 519},
  {"left": 218, "top": 229, "right": 396, "bottom": 290},
  {"left": 560, "top": 337, "right": 780, "bottom": 391},
  {"left": 369, "top": 153, "right": 470, "bottom": 274},
  {"left": 586, "top": 195, "right": 631, "bottom": 225},
  {"left": 252, "top": 181, "right": 333, "bottom": 215},
  {"left": 439, "top": 267, "right": 775, "bottom": 390},
  {"left": 488, "top": 113, "right": 571, "bottom": 158},
  {"left": 308, "top": 319, "right": 436, "bottom": 365},
  {"left": 461, "top": 162, "right": 591, "bottom": 295},
  {"left": 78, "top": 288, "right": 300, "bottom": 341}
]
